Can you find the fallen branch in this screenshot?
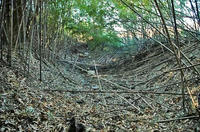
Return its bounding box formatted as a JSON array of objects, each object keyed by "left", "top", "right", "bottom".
[
  {"left": 165, "top": 63, "right": 200, "bottom": 73},
  {"left": 43, "top": 89, "right": 197, "bottom": 96},
  {"left": 157, "top": 116, "right": 199, "bottom": 123},
  {"left": 146, "top": 76, "right": 200, "bottom": 90}
]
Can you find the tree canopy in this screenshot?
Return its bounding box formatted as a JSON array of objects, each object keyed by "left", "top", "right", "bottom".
[{"left": 46, "top": 0, "right": 199, "bottom": 50}]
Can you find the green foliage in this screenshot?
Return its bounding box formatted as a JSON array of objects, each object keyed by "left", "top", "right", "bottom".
[
  {"left": 47, "top": 0, "right": 190, "bottom": 51},
  {"left": 47, "top": 0, "right": 123, "bottom": 49},
  {"left": 88, "top": 28, "right": 122, "bottom": 50}
]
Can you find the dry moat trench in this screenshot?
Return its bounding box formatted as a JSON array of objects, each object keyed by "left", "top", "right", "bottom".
[{"left": 1, "top": 39, "right": 200, "bottom": 131}]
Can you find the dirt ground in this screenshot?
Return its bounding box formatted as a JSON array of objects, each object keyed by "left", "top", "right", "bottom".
[{"left": 1, "top": 40, "right": 200, "bottom": 131}]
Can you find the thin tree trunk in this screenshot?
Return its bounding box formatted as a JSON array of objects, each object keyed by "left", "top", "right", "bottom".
[
  {"left": 14, "top": 12, "right": 23, "bottom": 53},
  {"left": 22, "top": 0, "right": 26, "bottom": 59},
  {"left": 43, "top": 1, "right": 47, "bottom": 59},
  {"left": 8, "top": 0, "right": 14, "bottom": 66},
  {"left": 171, "top": 0, "right": 186, "bottom": 111},
  {"left": 189, "top": 0, "right": 198, "bottom": 31},
  {"left": 39, "top": 0, "right": 42, "bottom": 81},
  {"left": 28, "top": 22, "right": 35, "bottom": 76},
  {"left": 194, "top": 0, "right": 200, "bottom": 26},
  {"left": 0, "top": 0, "right": 5, "bottom": 60}
]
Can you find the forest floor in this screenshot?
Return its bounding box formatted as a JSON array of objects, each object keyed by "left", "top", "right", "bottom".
[{"left": 1, "top": 40, "right": 200, "bottom": 131}]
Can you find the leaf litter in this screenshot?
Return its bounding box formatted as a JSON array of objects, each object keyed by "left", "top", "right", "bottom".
[{"left": 0, "top": 41, "right": 200, "bottom": 131}]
